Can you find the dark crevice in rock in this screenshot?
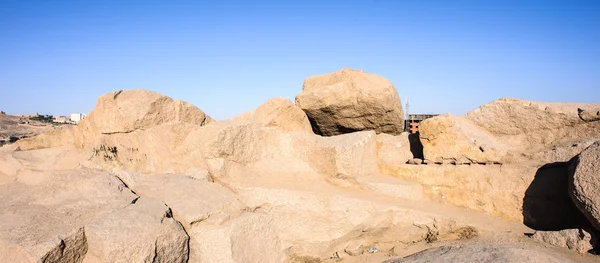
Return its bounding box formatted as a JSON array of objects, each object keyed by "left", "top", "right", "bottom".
[
  {"left": 165, "top": 205, "right": 173, "bottom": 219},
  {"left": 113, "top": 174, "right": 138, "bottom": 196},
  {"left": 335, "top": 124, "right": 362, "bottom": 134},
  {"left": 189, "top": 215, "right": 210, "bottom": 226},
  {"left": 306, "top": 114, "right": 325, "bottom": 135},
  {"left": 152, "top": 239, "right": 159, "bottom": 263},
  {"left": 113, "top": 90, "right": 122, "bottom": 99},
  {"left": 101, "top": 130, "right": 140, "bottom": 135},
  {"left": 161, "top": 203, "right": 191, "bottom": 263}
]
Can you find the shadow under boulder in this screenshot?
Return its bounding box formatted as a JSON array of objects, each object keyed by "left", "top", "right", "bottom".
[
  {"left": 408, "top": 132, "right": 424, "bottom": 160},
  {"left": 523, "top": 161, "right": 592, "bottom": 231}
]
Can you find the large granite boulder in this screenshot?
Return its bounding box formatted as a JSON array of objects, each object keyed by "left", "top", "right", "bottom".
[
  {"left": 80, "top": 89, "right": 213, "bottom": 135},
  {"left": 295, "top": 68, "right": 404, "bottom": 136},
  {"left": 569, "top": 141, "right": 600, "bottom": 230},
  {"left": 17, "top": 89, "right": 214, "bottom": 151}
]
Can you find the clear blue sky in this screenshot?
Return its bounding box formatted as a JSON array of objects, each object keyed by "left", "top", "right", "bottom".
[{"left": 1, "top": 0, "right": 599, "bottom": 119}]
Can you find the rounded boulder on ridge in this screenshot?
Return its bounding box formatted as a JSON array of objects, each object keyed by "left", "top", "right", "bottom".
[
  {"left": 82, "top": 89, "right": 214, "bottom": 134},
  {"left": 295, "top": 68, "right": 404, "bottom": 136}
]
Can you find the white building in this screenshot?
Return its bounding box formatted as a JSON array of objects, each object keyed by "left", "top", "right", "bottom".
[{"left": 70, "top": 113, "right": 87, "bottom": 123}]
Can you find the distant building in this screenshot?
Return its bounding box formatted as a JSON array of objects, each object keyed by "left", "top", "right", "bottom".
[
  {"left": 405, "top": 114, "right": 439, "bottom": 134},
  {"left": 70, "top": 113, "right": 87, "bottom": 123},
  {"left": 53, "top": 116, "right": 69, "bottom": 123}
]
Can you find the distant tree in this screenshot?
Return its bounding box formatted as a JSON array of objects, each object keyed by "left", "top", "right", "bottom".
[{"left": 29, "top": 114, "right": 53, "bottom": 123}]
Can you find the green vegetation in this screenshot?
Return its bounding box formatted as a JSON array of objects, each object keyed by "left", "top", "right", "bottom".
[{"left": 29, "top": 114, "right": 53, "bottom": 123}]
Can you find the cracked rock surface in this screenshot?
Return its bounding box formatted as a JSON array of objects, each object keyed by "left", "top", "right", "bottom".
[{"left": 0, "top": 168, "right": 136, "bottom": 262}]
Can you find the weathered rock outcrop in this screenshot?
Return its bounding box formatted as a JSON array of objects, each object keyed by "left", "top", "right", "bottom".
[
  {"left": 465, "top": 98, "right": 600, "bottom": 149},
  {"left": 0, "top": 168, "right": 137, "bottom": 262},
  {"left": 417, "top": 99, "right": 600, "bottom": 164},
  {"left": 231, "top": 97, "right": 313, "bottom": 132},
  {"left": 183, "top": 121, "right": 379, "bottom": 182},
  {"left": 569, "top": 141, "right": 600, "bottom": 231},
  {"left": 531, "top": 139, "right": 597, "bottom": 163},
  {"left": 188, "top": 213, "right": 285, "bottom": 263},
  {"left": 74, "top": 89, "right": 213, "bottom": 153},
  {"left": 84, "top": 198, "right": 189, "bottom": 263},
  {"left": 532, "top": 229, "right": 595, "bottom": 254},
  {"left": 381, "top": 164, "right": 535, "bottom": 221},
  {"left": 113, "top": 171, "right": 245, "bottom": 228},
  {"left": 578, "top": 108, "right": 600, "bottom": 122},
  {"left": 17, "top": 89, "right": 214, "bottom": 152},
  {"left": 295, "top": 68, "right": 404, "bottom": 136},
  {"left": 80, "top": 89, "right": 213, "bottom": 135},
  {"left": 419, "top": 114, "right": 509, "bottom": 164},
  {"left": 230, "top": 184, "right": 511, "bottom": 261},
  {"left": 376, "top": 133, "right": 413, "bottom": 167},
  {"left": 15, "top": 90, "right": 219, "bottom": 175}
]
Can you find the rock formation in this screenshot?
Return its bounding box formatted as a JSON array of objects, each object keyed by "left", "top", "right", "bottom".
[
  {"left": 4, "top": 72, "right": 600, "bottom": 262},
  {"left": 84, "top": 89, "right": 213, "bottom": 134},
  {"left": 532, "top": 229, "right": 595, "bottom": 254},
  {"left": 465, "top": 98, "right": 600, "bottom": 149},
  {"left": 418, "top": 98, "right": 600, "bottom": 164},
  {"left": 84, "top": 197, "right": 190, "bottom": 263},
  {"left": 295, "top": 68, "right": 405, "bottom": 136},
  {"left": 376, "top": 132, "right": 413, "bottom": 167},
  {"left": 419, "top": 114, "right": 508, "bottom": 164},
  {"left": 578, "top": 108, "right": 600, "bottom": 122},
  {"left": 569, "top": 141, "right": 600, "bottom": 230},
  {"left": 230, "top": 97, "right": 313, "bottom": 132}
]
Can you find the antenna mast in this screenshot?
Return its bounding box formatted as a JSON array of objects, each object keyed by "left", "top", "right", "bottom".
[
  {"left": 405, "top": 97, "right": 410, "bottom": 132},
  {"left": 405, "top": 97, "right": 410, "bottom": 120}
]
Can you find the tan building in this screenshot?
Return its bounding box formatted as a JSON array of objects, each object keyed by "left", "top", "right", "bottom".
[{"left": 53, "top": 116, "right": 69, "bottom": 123}]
